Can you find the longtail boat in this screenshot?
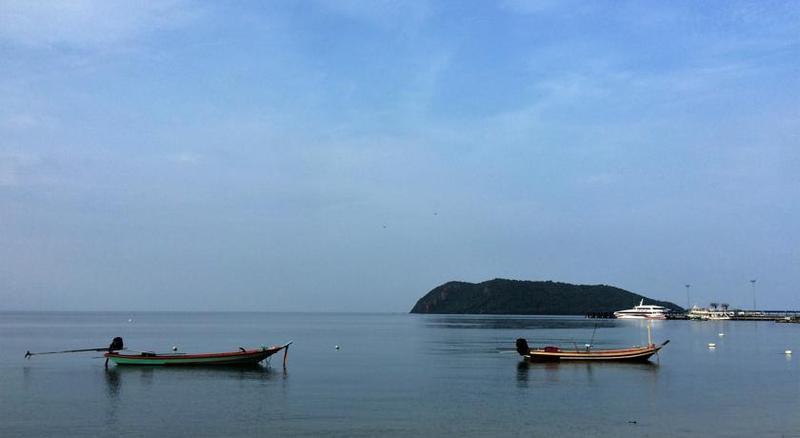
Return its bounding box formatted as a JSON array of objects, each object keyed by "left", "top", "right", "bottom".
[
  {"left": 515, "top": 338, "right": 669, "bottom": 362},
  {"left": 26, "top": 337, "right": 293, "bottom": 368},
  {"left": 515, "top": 321, "right": 669, "bottom": 362},
  {"left": 104, "top": 342, "right": 292, "bottom": 367}
]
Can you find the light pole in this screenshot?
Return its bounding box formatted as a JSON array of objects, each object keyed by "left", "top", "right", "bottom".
[
  {"left": 685, "top": 284, "right": 691, "bottom": 309},
  {"left": 750, "top": 279, "right": 757, "bottom": 310}
]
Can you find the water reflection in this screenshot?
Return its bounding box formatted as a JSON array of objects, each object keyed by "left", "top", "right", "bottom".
[
  {"left": 422, "top": 315, "right": 617, "bottom": 331},
  {"left": 515, "top": 359, "right": 659, "bottom": 388},
  {"left": 102, "top": 364, "right": 280, "bottom": 385},
  {"left": 102, "top": 367, "right": 122, "bottom": 429},
  {"left": 104, "top": 367, "right": 121, "bottom": 399},
  {"left": 21, "top": 366, "right": 32, "bottom": 390},
  {"left": 516, "top": 362, "right": 529, "bottom": 387}
]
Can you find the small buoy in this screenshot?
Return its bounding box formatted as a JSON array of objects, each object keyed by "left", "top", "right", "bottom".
[
  {"left": 785, "top": 350, "right": 792, "bottom": 355},
  {"left": 172, "top": 346, "right": 178, "bottom": 352},
  {"left": 128, "top": 318, "right": 133, "bottom": 323},
  {"left": 718, "top": 333, "right": 725, "bottom": 337},
  {"left": 708, "top": 343, "right": 716, "bottom": 348},
  {"left": 335, "top": 345, "right": 340, "bottom": 350}
]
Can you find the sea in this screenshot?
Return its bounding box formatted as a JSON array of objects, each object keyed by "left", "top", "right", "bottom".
[{"left": 1, "top": 312, "right": 798, "bottom": 437}]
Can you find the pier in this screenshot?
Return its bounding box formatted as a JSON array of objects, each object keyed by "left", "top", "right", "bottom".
[
  {"left": 585, "top": 312, "right": 616, "bottom": 319},
  {"left": 724, "top": 310, "right": 800, "bottom": 321},
  {"left": 587, "top": 310, "right": 800, "bottom": 321}
]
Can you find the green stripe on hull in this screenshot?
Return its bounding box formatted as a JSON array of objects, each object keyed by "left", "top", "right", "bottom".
[
  {"left": 111, "top": 357, "right": 262, "bottom": 366},
  {"left": 108, "top": 352, "right": 272, "bottom": 366}
]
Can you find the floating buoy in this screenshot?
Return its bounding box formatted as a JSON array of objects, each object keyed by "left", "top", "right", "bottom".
[
  {"left": 172, "top": 346, "right": 178, "bottom": 352},
  {"left": 708, "top": 343, "right": 716, "bottom": 348},
  {"left": 335, "top": 345, "right": 340, "bottom": 350},
  {"left": 785, "top": 350, "right": 792, "bottom": 355},
  {"left": 128, "top": 318, "right": 133, "bottom": 323}
]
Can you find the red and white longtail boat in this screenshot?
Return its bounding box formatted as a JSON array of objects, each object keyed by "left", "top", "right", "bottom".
[{"left": 516, "top": 323, "right": 669, "bottom": 362}]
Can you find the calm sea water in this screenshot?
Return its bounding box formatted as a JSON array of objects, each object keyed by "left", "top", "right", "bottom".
[{"left": 1, "top": 312, "right": 798, "bottom": 437}]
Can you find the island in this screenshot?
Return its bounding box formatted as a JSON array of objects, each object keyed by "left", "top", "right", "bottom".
[{"left": 409, "top": 278, "right": 683, "bottom": 315}]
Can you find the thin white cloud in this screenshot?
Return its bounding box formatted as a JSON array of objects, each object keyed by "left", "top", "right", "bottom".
[
  {"left": 0, "top": 0, "right": 197, "bottom": 49},
  {"left": 2, "top": 113, "right": 38, "bottom": 130},
  {"left": 172, "top": 152, "right": 202, "bottom": 165},
  {"left": 1, "top": 112, "right": 57, "bottom": 130},
  {"left": 0, "top": 151, "right": 41, "bottom": 187},
  {"left": 500, "top": 0, "right": 592, "bottom": 15},
  {"left": 0, "top": 163, "right": 17, "bottom": 187},
  {"left": 312, "top": 0, "right": 431, "bottom": 30},
  {"left": 512, "top": 58, "right": 762, "bottom": 121},
  {"left": 577, "top": 173, "right": 618, "bottom": 186}
]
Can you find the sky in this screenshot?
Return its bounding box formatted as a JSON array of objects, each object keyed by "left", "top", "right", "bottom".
[{"left": 0, "top": 0, "right": 798, "bottom": 312}]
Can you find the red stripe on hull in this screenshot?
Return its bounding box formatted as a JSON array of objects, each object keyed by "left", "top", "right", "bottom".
[{"left": 524, "top": 346, "right": 662, "bottom": 362}]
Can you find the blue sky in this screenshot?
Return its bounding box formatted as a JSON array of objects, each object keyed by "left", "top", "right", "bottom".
[{"left": 1, "top": 0, "right": 798, "bottom": 311}]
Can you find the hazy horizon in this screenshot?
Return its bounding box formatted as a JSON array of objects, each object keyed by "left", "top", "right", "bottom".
[
  {"left": 0, "top": 277, "right": 791, "bottom": 312},
  {"left": 2, "top": 1, "right": 798, "bottom": 312}
]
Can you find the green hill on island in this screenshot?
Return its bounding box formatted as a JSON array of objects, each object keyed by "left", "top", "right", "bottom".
[{"left": 410, "top": 279, "right": 683, "bottom": 315}]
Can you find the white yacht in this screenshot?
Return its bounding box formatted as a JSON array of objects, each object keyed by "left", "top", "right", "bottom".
[{"left": 613, "top": 299, "right": 669, "bottom": 319}]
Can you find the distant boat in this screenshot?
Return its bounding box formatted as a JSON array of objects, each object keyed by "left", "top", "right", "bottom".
[
  {"left": 516, "top": 338, "right": 669, "bottom": 362},
  {"left": 687, "top": 305, "right": 734, "bottom": 320},
  {"left": 613, "top": 299, "right": 669, "bottom": 319},
  {"left": 104, "top": 342, "right": 292, "bottom": 367},
  {"left": 776, "top": 316, "right": 800, "bottom": 324}
]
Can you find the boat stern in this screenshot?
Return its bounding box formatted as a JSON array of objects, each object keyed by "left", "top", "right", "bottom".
[{"left": 515, "top": 338, "right": 531, "bottom": 356}]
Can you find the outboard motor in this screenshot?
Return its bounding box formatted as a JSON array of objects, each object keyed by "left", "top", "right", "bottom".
[
  {"left": 515, "top": 338, "right": 530, "bottom": 356},
  {"left": 108, "top": 337, "right": 124, "bottom": 352}
]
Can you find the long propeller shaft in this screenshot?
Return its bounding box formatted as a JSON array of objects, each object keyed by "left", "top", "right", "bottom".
[
  {"left": 25, "top": 338, "right": 123, "bottom": 359},
  {"left": 25, "top": 347, "right": 110, "bottom": 359}
]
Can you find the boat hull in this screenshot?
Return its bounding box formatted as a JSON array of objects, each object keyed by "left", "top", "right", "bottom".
[
  {"left": 525, "top": 347, "right": 660, "bottom": 362},
  {"left": 613, "top": 313, "right": 667, "bottom": 320},
  {"left": 105, "top": 345, "right": 289, "bottom": 367},
  {"left": 516, "top": 338, "right": 668, "bottom": 362}
]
